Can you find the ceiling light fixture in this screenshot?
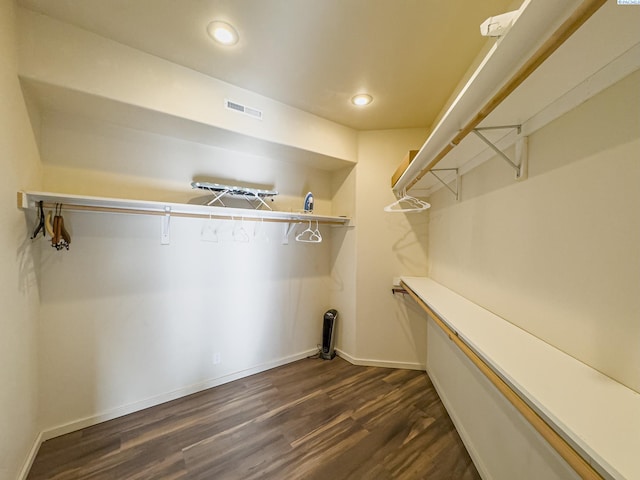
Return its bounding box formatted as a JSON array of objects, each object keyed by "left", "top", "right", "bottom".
[
  {"left": 207, "top": 21, "right": 239, "bottom": 46},
  {"left": 351, "top": 94, "right": 373, "bottom": 106}
]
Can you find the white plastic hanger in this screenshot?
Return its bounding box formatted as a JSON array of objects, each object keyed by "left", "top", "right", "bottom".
[
  {"left": 383, "top": 189, "right": 430, "bottom": 213},
  {"left": 295, "top": 220, "right": 322, "bottom": 243},
  {"left": 312, "top": 221, "right": 322, "bottom": 242},
  {"left": 254, "top": 217, "right": 269, "bottom": 243},
  {"left": 201, "top": 212, "right": 219, "bottom": 242},
  {"left": 232, "top": 217, "right": 250, "bottom": 243}
]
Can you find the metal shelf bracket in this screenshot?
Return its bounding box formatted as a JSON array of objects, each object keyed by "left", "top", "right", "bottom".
[
  {"left": 282, "top": 222, "right": 297, "bottom": 245},
  {"left": 472, "top": 125, "right": 528, "bottom": 180},
  {"left": 430, "top": 168, "right": 460, "bottom": 201},
  {"left": 161, "top": 206, "right": 171, "bottom": 245}
]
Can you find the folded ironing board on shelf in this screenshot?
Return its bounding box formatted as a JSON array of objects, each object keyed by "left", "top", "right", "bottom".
[{"left": 191, "top": 181, "right": 278, "bottom": 210}]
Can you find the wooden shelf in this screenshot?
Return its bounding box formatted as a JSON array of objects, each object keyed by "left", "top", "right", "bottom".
[
  {"left": 392, "top": 0, "right": 640, "bottom": 196},
  {"left": 17, "top": 191, "right": 351, "bottom": 226},
  {"left": 391, "top": 150, "right": 418, "bottom": 188}
]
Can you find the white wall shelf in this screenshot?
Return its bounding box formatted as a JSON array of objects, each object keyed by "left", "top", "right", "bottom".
[
  {"left": 393, "top": 0, "right": 640, "bottom": 196},
  {"left": 402, "top": 276, "right": 640, "bottom": 480},
  {"left": 17, "top": 190, "right": 351, "bottom": 226}
]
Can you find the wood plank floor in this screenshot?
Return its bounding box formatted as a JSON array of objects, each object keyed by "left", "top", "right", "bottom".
[{"left": 27, "top": 357, "right": 480, "bottom": 480}]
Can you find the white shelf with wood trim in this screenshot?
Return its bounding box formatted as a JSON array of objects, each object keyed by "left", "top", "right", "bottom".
[
  {"left": 392, "top": 0, "right": 640, "bottom": 196},
  {"left": 17, "top": 191, "right": 351, "bottom": 226},
  {"left": 401, "top": 276, "right": 640, "bottom": 480}
]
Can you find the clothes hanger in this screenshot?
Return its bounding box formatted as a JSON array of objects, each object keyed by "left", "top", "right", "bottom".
[
  {"left": 52, "top": 207, "right": 60, "bottom": 247},
  {"left": 254, "top": 217, "right": 269, "bottom": 243},
  {"left": 59, "top": 205, "right": 71, "bottom": 248},
  {"left": 201, "top": 212, "right": 218, "bottom": 242},
  {"left": 312, "top": 220, "right": 322, "bottom": 242},
  {"left": 232, "top": 216, "right": 250, "bottom": 243},
  {"left": 296, "top": 220, "right": 322, "bottom": 243},
  {"left": 51, "top": 204, "right": 70, "bottom": 250},
  {"left": 31, "top": 201, "right": 46, "bottom": 239},
  {"left": 383, "top": 189, "right": 430, "bottom": 213},
  {"left": 45, "top": 209, "right": 55, "bottom": 238}
]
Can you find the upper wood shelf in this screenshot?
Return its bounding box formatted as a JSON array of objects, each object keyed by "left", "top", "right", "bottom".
[
  {"left": 392, "top": 0, "right": 640, "bottom": 196},
  {"left": 391, "top": 150, "right": 418, "bottom": 188}
]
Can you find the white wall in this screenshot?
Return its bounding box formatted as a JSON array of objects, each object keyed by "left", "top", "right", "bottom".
[
  {"left": 38, "top": 111, "right": 337, "bottom": 215},
  {"left": 329, "top": 166, "right": 357, "bottom": 356},
  {"left": 11, "top": 3, "right": 439, "bottom": 460},
  {"left": 352, "top": 129, "right": 430, "bottom": 367},
  {"left": 0, "top": 0, "right": 42, "bottom": 478},
  {"left": 33, "top": 113, "right": 341, "bottom": 434},
  {"left": 34, "top": 116, "right": 434, "bottom": 434},
  {"left": 428, "top": 70, "right": 640, "bottom": 393},
  {"left": 38, "top": 212, "right": 334, "bottom": 433},
  {"left": 17, "top": 8, "right": 358, "bottom": 166}
]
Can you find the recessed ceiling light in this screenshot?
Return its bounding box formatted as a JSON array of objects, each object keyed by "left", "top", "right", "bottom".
[
  {"left": 351, "top": 94, "right": 373, "bottom": 106},
  {"left": 207, "top": 21, "right": 239, "bottom": 46}
]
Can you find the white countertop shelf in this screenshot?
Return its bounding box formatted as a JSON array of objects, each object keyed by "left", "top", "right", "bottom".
[{"left": 402, "top": 276, "right": 640, "bottom": 480}]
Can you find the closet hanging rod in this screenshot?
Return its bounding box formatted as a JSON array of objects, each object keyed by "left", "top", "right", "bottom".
[
  {"left": 17, "top": 192, "right": 350, "bottom": 226},
  {"left": 404, "top": 0, "right": 606, "bottom": 192},
  {"left": 26, "top": 202, "right": 347, "bottom": 226}
]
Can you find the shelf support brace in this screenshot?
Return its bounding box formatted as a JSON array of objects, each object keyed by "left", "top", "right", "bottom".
[
  {"left": 282, "top": 222, "right": 297, "bottom": 245},
  {"left": 472, "top": 126, "right": 528, "bottom": 180},
  {"left": 430, "top": 168, "right": 459, "bottom": 201},
  {"left": 161, "top": 206, "right": 171, "bottom": 245}
]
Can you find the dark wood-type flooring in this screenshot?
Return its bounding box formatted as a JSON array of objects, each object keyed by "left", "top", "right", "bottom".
[{"left": 27, "top": 357, "right": 480, "bottom": 480}]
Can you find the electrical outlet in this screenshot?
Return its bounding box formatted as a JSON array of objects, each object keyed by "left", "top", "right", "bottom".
[{"left": 213, "top": 352, "right": 221, "bottom": 365}]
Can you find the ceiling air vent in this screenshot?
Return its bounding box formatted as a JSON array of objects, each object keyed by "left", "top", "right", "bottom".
[{"left": 225, "top": 99, "right": 263, "bottom": 120}]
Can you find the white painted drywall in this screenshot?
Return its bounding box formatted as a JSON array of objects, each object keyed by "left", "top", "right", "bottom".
[
  {"left": 353, "top": 129, "right": 430, "bottom": 367},
  {"left": 329, "top": 166, "right": 357, "bottom": 356},
  {"left": 33, "top": 115, "right": 437, "bottom": 432},
  {"left": 0, "top": 0, "right": 43, "bottom": 478},
  {"left": 37, "top": 211, "right": 334, "bottom": 433},
  {"left": 38, "top": 110, "right": 337, "bottom": 215},
  {"left": 428, "top": 70, "right": 640, "bottom": 393},
  {"left": 17, "top": 8, "right": 358, "bottom": 167},
  {"left": 33, "top": 112, "right": 340, "bottom": 433},
  {"left": 11, "top": 1, "right": 443, "bottom": 454}
]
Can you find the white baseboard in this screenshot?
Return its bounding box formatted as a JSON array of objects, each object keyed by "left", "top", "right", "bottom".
[
  {"left": 336, "top": 348, "right": 425, "bottom": 371},
  {"left": 36, "top": 348, "right": 318, "bottom": 443},
  {"left": 17, "top": 431, "right": 43, "bottom": 480}
]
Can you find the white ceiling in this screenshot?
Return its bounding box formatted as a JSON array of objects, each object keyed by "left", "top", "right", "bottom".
[{"left": 18, "top": 0, "right": 517, "bottom": 131}]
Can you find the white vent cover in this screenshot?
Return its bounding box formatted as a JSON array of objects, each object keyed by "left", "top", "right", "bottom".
[{"left": 225, "top": 99, "right": 263, "bottom": 120}]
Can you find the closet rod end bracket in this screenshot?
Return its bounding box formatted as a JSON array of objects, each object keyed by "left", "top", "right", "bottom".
[{"left": 17, "top": 191, "right": 28, "bottom": 210}]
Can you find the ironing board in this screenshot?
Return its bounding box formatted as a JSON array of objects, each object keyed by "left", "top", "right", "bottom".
[{"left": 191, "top": 182, "right": 278, "bottom": 210}]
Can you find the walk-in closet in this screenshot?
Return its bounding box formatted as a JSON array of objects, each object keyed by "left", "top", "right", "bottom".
[{"left": 2, "top": 0, "right": 639, "bottom": 479}]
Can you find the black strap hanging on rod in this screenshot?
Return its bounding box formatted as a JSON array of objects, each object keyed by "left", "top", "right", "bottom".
[{"left": 31, "top": 201, "right": 45, "bottom": 239}]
